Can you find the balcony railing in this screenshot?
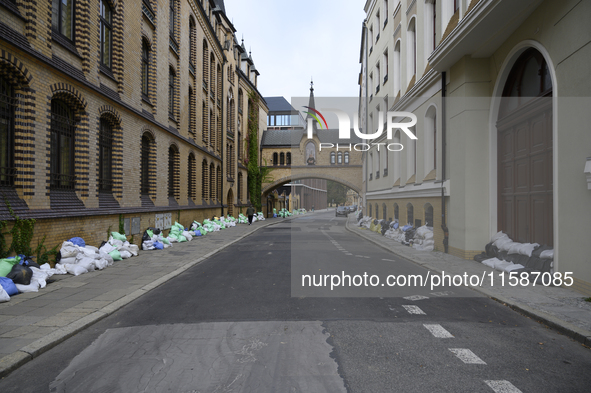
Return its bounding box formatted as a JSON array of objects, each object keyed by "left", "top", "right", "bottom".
[{"left": 50, "top": 173, "right": 77, "bottom": 190}]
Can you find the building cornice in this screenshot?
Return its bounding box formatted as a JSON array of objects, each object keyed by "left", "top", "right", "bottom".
[{"left": 367, "top": 180, "right": 450, "bottom": 199}]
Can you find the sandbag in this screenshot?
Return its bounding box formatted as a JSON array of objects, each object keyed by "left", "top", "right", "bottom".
[
  {"left": 540, "top": 249, "right": 554, "bottom": 259},
  {"left": 109, "top": 250, "right": 122, "bottom": 261},
  {"left": 60, "top": 241, "right": 79, "bottom": 258},
  {"left": 68, "top": 237, "right": 86, "bottom": 248},
  {"left": 15, "top": 281, "right": 40, "bottom": 293},
  {"left": 100, "top": 243, "right": 117, "bottom": 254},
  {"left": 0, "top": 286, "right": 9, "bottom": 302},
  {"left": 178, "top": 235, "right": 187, "bottom": 243},
  {"left": 120, "top": 250, "right": 132, "bottom": 259},
  {"left": 0, "top": 276, "right": 18, "bottom": 296},
  {"left": 182, "top": 231, "right": 193, "bottom": 241},
  {"left": 111, "top": 232, "right": 127, "bottom": 241},
  {"left": 77, "top": 257, "right": 96, "bottom": 272},
  {"left": 6, "top": 264, "right": 33, "bottom": 285},
  {"left": 0, "top": 257, "right": 20, "bottom": 277},
  {"left": 64, "top": 263, "right": 88, "bottom": 276},
  {"left": 85, "top": 245, "right": 99, "bottom": 253},
  {"left": 129, "top": 244, "right": 139, "bottom": 256},
  {"left": 194, "top": 230, "right": 202, "bottom": 236},
  {"left": 29, "top": 267, "right": 49, "bottom": 289},
  {"left": 99, "top": 250, "right": 114, "bottom": 265},
  {"left": 58, "top": 256, "right": 77, "bottom": 265},
  {"left": 95, "top": 259, "right": 109, "bottom": 270},
  {"left": 154, "top": 242, "right": 164, "bottom": 250}
]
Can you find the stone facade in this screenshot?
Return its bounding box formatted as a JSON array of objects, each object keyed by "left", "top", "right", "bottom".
[{"left": 0, "top": 0, "right": 267, "bottom": 251}]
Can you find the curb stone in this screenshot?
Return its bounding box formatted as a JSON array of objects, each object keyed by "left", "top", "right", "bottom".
[
  {"left": 0, "top": 217, "right": 291, "bottom": 379},
  {"left": 344, "top": 215, "right": 591, "bottom": 346}
]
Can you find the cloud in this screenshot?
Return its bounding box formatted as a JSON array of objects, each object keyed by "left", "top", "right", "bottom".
[{"left": 224, "top": 0, "right": 365, "bottom": 99}]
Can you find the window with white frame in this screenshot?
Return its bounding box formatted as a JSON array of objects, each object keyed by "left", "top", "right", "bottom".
[
  {"left": 394, "top": 40, "right": 401, "bottom": 95},
  {"left": 383, "top": 50, "right": 389, "bottom": 84},
  {"left": 424, "top": 107, "right": 437, "bottom": 175},
  {"left": 407, "top": 17, "right": 416, "bottom": 84}
]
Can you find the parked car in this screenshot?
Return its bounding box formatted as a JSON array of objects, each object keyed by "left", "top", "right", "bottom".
[
  {"left": 350, "top": 205, "right": 358, "bottom": 212},
  {"left": 336, "top": 206, "right": 349, "bottom": 217}
]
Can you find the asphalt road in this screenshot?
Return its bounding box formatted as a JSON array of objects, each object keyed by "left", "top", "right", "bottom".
[{"left": 1, "top": 210, "right": 590, "bottom": 392}]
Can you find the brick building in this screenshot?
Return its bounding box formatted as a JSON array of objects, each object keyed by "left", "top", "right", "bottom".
[{"left": 0, "top": 0, "right": 267, "bottom": 249}]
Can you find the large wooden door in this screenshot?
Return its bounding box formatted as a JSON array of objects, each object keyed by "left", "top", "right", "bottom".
[{"left": 497, "top": 98, "right": 553, "bottom": 245}]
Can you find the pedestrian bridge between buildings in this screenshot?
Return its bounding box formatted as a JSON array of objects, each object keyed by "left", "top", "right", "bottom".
[{"left": 261, "top": 166, "right": 362, "bottom": 197}]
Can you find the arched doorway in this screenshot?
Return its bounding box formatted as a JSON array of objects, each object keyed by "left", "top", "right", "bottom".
[
  {"left": 497, "top": 48, "right": 553, "bottom": 245},
  {"left": 226, "top": 188, "right": 234, "bottom": 217}
]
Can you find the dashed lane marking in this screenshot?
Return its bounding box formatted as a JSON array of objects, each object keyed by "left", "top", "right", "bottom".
[
  {"left": 423, "top": 324, "right": 454, "bottom": 338},
  {"left": 484, "top": 380, "right": 522, "bottom": 393},
  {"left": 403, "top": 295, "right": 429, "bottom": 301},
  {"left": 402, "top": 305, "right": 426, "bottom": 315},
  {"left": 449, "top": 349, "right": 487, "bottom": 364},
  {"left": 382, "top": 258, "right": 396, "bottom": 262}
]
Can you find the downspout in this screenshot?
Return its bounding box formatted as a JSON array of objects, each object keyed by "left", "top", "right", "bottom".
[
  {"left": 221, "top": 57, "right": 227, "bottom": 217},
  {"left": 441, "top": 72, "right": 448, "bottom": 253},
  {"left": 363, "top": 19, "right": 369, "bottom": 213}
]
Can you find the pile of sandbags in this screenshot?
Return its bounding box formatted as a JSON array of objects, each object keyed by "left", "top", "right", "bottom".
[
  {"left": 358, "top": 216, "right": 372, "bottom": 229},
  {"left": 412, "top": 225, "right": 435, "bottom": 251},
  {"left": 142, "top": 227, "right": 172, "bottom": 250},
  {"left": 166, "top": 222, "right": 193, "bottom": 243},
  {"left": 474, "top": 231, "right": 554, "bottom": 279},
  {"left": 98, "top": 233, "right": 139, "bottom": 262},
  {"left": 237, "top": 214, "right": 248, "bottom": 224},
  {"left": 257, "top": 212, "right": 265, "bottom": 221},
  {"left": 0, "top": 255, "right": 68, "bottom": 300}
]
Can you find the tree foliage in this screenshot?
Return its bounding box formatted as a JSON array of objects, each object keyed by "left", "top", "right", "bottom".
[
  {"left": 327, "top": 181, "right": 348, "bottom": 205},
  {"left": 247, "top": 92, "right": 262, "bottom": 210}
]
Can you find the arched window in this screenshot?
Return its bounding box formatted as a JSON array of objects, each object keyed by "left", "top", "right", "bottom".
[
  {"left": 425, "top": 1, "right": 437, "bottom": 57},
  {"left": 50, "top": 99, "right": 76, "bottom": 189},
  {"left": 286, "top": 152, "right": 291, "bottom": 165},
  {"left": 188, "top": 153, "right": 196, "bottom": 200},
  {"left": 201, "top": 159, "right": 208, "bottom": 200},
  {"left": 168, "top": 67, "right": 176, "bottom": 117},
  {"left": 375, "top": 150, "right": 380, "bottom": 178},
  {"left": 330, "top": 151, "right": 336, "bottom": 165},
  {"left": 369, "top": 153, "right": 373, "bottom": 180},
  {"left": 424, "top": 203, "right": 434, "bottom": 227},
  {"left": 273, "top": 152, "right": 278, "bottom": 166},
  {"left": 99, "top": 0, "right": 113, "bottom": 68},
  {"left": 203, "top": 41, "right": 209, "bottom": 90},
  {"left": 394, "top": 203, "right": 399, "bottom": 220},
  {"left": 406, "top": 129, "right": 416, "bottom": 178},
  {"left": 237, "top": 172, "right": 243, "bottom": 201},
  {"left": 141, "top": 40, "right": 150, "bottom": 97},
  {"left": 369, "top": 204, "right": 372, "bottom": 217},
  {"left": 407, "top": 203, "right": 414, "bottom": 226},
  {"left": 202, "top": 101, "right": 208, "bottom": 144},
  {"left": 189, "top": 18, "right": 196, "bottom": 71},
  {"left": 168, "top": 145, "right": 178, "bottom": 199},
  {"left": 0, "top": 76, "right": 15, "bottom": 186},
  {"left": 169, "top": 0, "right": 176, "bottom": 38},
  {"left": 238, "top": 89, "right": 243, "bottom": 110},
  {"left": 425, "top": 106, "right": 437, "bottom": 175},
  {"left": 344, "top": 152, "right": 349, "bottom": 165},
  {"left": 280, "top": 152, "right": 285, "bottom": 165},
  {"left": 383, "top": 203, "right": 387, "bottom": 221},
  {"left": 217, "top": 63, "right": 222, "bottom": 103},
  {"left": 98, "top": 117, "right": 113, "bottom": 192},
  {"left": 52, "top": 0, "right": 74, "bottom": 40},
  {"left": 394, "top": 40, "right": 401, "bottom": 96},
  {"left": 375, "top": 203, "right": 379, "bottom": 219},
  {"left": 140, "top": 134, "right": 152, "bottom": 195},
  {"left": 407, "top": 17, "right": 416, "bottom": 84},
  {"left": 209, "top": 162, "right": 215, "bottom": 200},
  {"left": 209, "top": 110, "right": 214, "bottom": 148},
  {"left": 217, "top": 165, "right": 221, "bottom": 201},
  {"left": 210, "top": 54, "right": 215, "bottom": 98},
  {"left": 337, "top": 151, "right": 343, "bottom": 164},
  {"left": 188, "top": 87, "right": 194, "bottom": 135},
  {"left": 393, "top": 130, "right": 401, "bottom": 183}
]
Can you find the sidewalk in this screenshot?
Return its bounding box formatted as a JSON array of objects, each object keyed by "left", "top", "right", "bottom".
[
  {"left": 345, "top": 215, "right": 591, "bottom": 346},
  {"left": 0, "top": 216, "right": 289, "bottom": 378}
]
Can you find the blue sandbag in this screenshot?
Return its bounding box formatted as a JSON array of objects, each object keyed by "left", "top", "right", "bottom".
[
  {"left": 194, "top": 230, "right": 202, "bottom": 236},
  {"left": 154, "top": 241, "right": 164, "bottom": 250},
  {"left": 68, "top": 237, "right": 86, "bottom": 248},
  {"left": 393, "top": 222, "right": 399, "bottom": 230},
  {"left": 0, "top": 276, "right": 18, "bottom": 296}
]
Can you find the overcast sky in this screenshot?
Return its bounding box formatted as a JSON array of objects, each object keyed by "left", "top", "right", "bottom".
[{"left": 224, "top": 0, "right": 366, "bottom": 100}]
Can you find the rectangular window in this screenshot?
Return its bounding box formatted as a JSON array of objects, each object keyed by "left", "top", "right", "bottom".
[
  {"left": 52, "top": 0, "right": 74, "bottom": 40},
  {"left": 98, "top": 118, "right": 113, "bottom": 192},
  {"left": 100, "top": 0, "right": 112, "bottom": 68},
  {"left": 141, "top": 42, "right": 149, "bottom": 96},
  {"left": 168, "top": 69, "right": 175, "bottom": 117}
]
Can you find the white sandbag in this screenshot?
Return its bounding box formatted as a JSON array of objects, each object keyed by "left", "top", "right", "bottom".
[
  {"left": 77, "top": 257, "right": 96, "bottom": 272},
  {"left": 100, "top": 243, "right": 117, "bottom": 254},
  {"left": 65, "top": 263, "right": 88, "bottom": 276},
  {"left": 109, "top": 239, "right": 123, "bottom": 248},
  {"left": 99, "top": 250, "right": 114, "bottom": 265},
  {"left": 163, "top": 243, "right": 171, "bottom": 248},
  {"left": 123, "top": 241, "right": 130, "bottom": 247},
  {"left": 0, "top": 286, "right": 9, "bottom": 302},
  {"left": 60, "top": 241, "right": 79, "bottom": 258},
  {"left": 120, "top": 250, "right": 132, "bottom": 259},
  {"left": 507, "top": 242, "right": 522, "bottom": 255},
  {"left": 142, "top": 243, "right": 155, "bottom": 251},
  {"left": 39, "top": 264, "right": 56, "bottom": 278},
  {"left": 491, "top": 231, "right": 507, "bottom": 242},
  {"left": 129, "top": 244, "right": 139, "bottom": 256},
  {"left": 167, "top": 236, "right": 178, "bottom": 243},
  {"left": 540, "top": 249, "right": 554, "bottom": 259},
  {"left": 78, "top": 247, "right": 99, "bottom": 258},
  {"left": 51, "top": 264, "right": 68, "bottom": 275},
  {"left": 424, "top": 231, "right": 434, "bottom": 240},
  {"left": 85, "top": 245, "right": 99, "bottom": 253},
  {"left": 498, "top": 240, "right": 516, "bottom": 252},
  {"left": 517, "top": 243, "right": 539, "bottom": 257},
  {"left": 494, "top": 260, "right": 513, "bottom": 272},
  {"left": 493, "top": 235, "right": 511, "bottom": 248},
  {"left": 182, "top": 231, "right": 193, "bottom": 241},
  {"left": 29, "top": 267, "right": 49, "bottom": 289},
  {"left": 95, "top": 259, "right": 109, "bottom": 270},
  {"left": 482, "top": 258, "right": 499, "bottom": 268},
  {"left": 15, "top": 281, "right": 40, "bottom": 293},
  {"left": 58, "top": 256, "right": 77, "bottom": 265}
]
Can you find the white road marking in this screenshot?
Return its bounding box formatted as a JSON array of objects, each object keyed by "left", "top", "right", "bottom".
[
  {"left": 382, "top": 258, "right": 396, "bottom": 262},
  {"left": 484, "top": 380, "right": 523, "bottom": 393},
  {"left": 449, "top": 349, "right": 486, "bottom": 364},
  {"left": 402, "top": 305, "right": 426, "bottom": 315},
  {"left": 431, "top": 291, "right": 454, "bottom": 297},
  {"left": 403, "top": 295, "right": 429, "bottom": 301},
  {"left": 423, "top": 324, "right": 454, "bottom": 338},
  {"left": 355, "top": 255, "right": 365, "bottom": 258}
]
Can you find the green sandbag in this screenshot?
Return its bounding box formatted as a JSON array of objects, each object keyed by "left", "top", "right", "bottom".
[
  {"left": 162, "top": 238, "right": 170, "bottom": 245},
  {"left": 168, "top": 233, "right": 179, "bottom": 241},
  {"left": 0, "top": 257, "right": 20, "bottom": 277},
  {"left": 146, "top": 229, "right": 154, "bottom": 238},
  {"left": 111, "top": 232, "right": 127, "bottom": 241},
  {"left": 178, "top": 235, "right": 187, "bottom": 243},
  {"left": 109, "top": 250, "right": 122, "bottom": 261}
]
